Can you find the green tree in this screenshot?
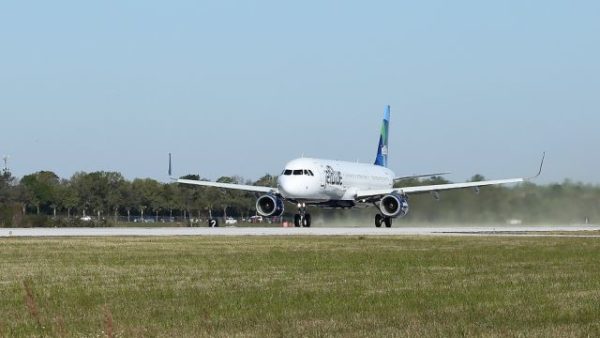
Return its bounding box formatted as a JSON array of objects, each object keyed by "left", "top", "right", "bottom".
[
  {"left": 71, "top": 172, "right": 92, "bottom": 216},
  {"left": 57, "top": 179, "right": 79, "bottom": 218},
  {"left": 216, "top": 176, "right": 237, "bottom": 219},
  {"left": 105, "top": 172, "right": 127, "bottom": 222},
  {"left": 178, "top": 174, "right": 209, "bottom": 221},
  {"left": 120, "top": 181, "right": 135, "bottom": 222},
  {"left": 0, "top": 169, "right": 18, "bottom": 226},
  {"left": 162, "top": 183, "right": 179, "bottom": 219},
  {"left": 0, "top": 169, "right": 15, "bottom": 204},
  {"left": 69, "top": 171, "right": 124, "bottom": 219},
  {"left": 20, "top": 171, "right": 60, "bottom": 215},
  {"left": 131, "top": 178, "right": 163, "bottom": 221},
  {"left": 255, "top": 174, "right": 277, "bottom": 188}
]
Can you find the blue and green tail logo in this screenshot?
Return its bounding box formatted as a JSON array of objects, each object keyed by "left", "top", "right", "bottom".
[{"left": 374, "top": 105, "right": 390, "bottom": 167}]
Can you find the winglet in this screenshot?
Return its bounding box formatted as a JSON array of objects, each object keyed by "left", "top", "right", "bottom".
[
  {"left": 168, "top": 153, "right": 173, "bottom": 177},
  {"left": 528, "top": 152, "right": 546, "bottom": 180}
]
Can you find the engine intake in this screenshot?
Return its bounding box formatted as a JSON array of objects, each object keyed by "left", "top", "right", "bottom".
[
  {"left": 256, "top": 195, "right": 285, "bottom": 217},
  {"left": 379, "top": 194, "right": 409, "bottom": 218}
]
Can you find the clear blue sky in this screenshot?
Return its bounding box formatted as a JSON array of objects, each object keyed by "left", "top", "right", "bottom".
[{"left": 1, "top": 1, "right": 598, "bottom": 184}]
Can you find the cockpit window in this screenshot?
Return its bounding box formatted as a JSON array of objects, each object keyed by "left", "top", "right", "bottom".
[{"left": 286, "top": 169, "right": 314, "bottom": 176}]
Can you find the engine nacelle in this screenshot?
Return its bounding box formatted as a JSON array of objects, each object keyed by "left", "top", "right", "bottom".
[
  {"left": 256, "top": 195, "right": 285, "bottom": 217},
  {"left": 379, "top": 194, "right": 409, "bottom": 218}
]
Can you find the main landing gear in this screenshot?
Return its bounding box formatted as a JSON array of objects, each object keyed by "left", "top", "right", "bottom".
[
  {"left": 294, "top": 203, "right": 311, "bottom": 227},
  {"left": 375, "top": 214, "right": 392, "bottom": 228}
]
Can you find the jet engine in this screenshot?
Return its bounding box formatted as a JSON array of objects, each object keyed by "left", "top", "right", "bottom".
[
  {"left": 256, "top": 195, "right": 285, "bottom": 217},
  {"left": 379, "top": 194, "right": 409, "bottom": 218}
]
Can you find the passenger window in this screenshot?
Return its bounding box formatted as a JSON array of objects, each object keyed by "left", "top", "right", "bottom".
[
  {"left": 284, "top": 170, "right": 292, "bottom": 176},
  {"left": 293, "top": 170, "right": 303, "bottom": 175}
]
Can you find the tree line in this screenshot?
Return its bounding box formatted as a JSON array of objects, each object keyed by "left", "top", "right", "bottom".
[
  {"left": 0, "top": 168, "right": 598, "bottom": 227},
  {"left": 0, "top": 169, "right": 275, "bottom": 227}
]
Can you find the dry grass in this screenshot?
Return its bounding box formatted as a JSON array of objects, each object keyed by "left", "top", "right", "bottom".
[
  {"left": 103, "top": 305, "right": 114, "bottom": 338},
  {"left": 22, "top": 279, "right": 42, "bottom": 329},
  {"left": 0, "top": 236, "right": 599, "bottom": 337},
  {"left": 54, "top": 315, "right": 67, "bottom": 338}
]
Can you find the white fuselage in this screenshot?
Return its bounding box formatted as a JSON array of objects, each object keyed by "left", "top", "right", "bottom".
[{"left": 277, "top": 158, "right": 394, "bottom": 203}]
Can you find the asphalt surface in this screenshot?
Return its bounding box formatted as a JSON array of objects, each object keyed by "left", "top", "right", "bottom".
[{"left": 1, "top": 226, "right": 599, "bottom": 237}]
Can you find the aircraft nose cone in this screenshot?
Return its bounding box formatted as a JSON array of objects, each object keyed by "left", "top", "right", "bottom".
[{"left": 278, "top": 177, "right": 310, "bottom": 198}]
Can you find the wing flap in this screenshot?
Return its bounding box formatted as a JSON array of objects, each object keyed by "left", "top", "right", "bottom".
[{"left": 394, "top": 172, "right": 450, "bottom": 182}]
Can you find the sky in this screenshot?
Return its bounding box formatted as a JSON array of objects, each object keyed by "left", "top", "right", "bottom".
[{"left": 0, "top": 1, "right": 599, "bottom": 184}]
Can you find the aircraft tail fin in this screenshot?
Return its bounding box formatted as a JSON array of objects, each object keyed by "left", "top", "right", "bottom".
[{"left": 374, "top": 105, "right": 390, "bottom": 167}]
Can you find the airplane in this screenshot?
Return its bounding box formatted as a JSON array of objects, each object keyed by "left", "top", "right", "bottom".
[{"left": 171, "top": 106, "right": 545, "bottom": 227}]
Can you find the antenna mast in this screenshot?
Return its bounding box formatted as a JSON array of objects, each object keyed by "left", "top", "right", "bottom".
[{"left": 2, "top": 156, "right": 8, "bottom": 175}]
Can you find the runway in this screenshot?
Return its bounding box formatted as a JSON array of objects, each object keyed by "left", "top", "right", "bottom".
[{"left": 1, "top": 225, "right": 599, "bottom": 238}]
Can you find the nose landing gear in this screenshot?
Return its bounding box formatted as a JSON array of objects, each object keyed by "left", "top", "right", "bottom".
[{"left": 294, "top": 203, "right": 311, "bottom": 227}]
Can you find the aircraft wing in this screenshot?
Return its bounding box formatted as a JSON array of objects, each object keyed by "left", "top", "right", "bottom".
[
  {"left": 356, "top": 153, "right": 545, "bottom": 200},
  {"left": 399, "top": 178, "right": 524, "bottom": 194},
  {"left": 356, "top": 178, "right": 523, "bottom": 200},
  {"left": 168, "top": 154, "right": 279, "bottom": 194},
  {"left": 176, "top": 179, "right": 279, "bottom": 194}
]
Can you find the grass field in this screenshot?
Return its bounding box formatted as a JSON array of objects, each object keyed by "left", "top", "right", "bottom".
[{"left": 1, "top": 236, "right": 599, "bottom": 337}]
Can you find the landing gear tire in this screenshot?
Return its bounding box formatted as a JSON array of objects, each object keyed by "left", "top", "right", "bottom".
[
  {"left": 294, "top": 213, "right": 312, "bottom": 227},
  {"left": 375, "top": 214, "right": 383, "bottom": 228},
  {"left": 208, "top": 219, "right": 219, "bottom": 228},
  {"left": 294, "top": 214, "right": 301, "bottom": 227},
  {"left": 303, "top": 214, "right": 312, "bottom": 228},
  {"left": 375, "top": 214, "right": 392, "bottom": 228},
  {"left": 295, "top": 203, "right": 310, "bottom": 228}
]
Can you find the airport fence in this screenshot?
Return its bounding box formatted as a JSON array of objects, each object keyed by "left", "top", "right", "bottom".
[{"left": 48, "top": 215, "right": 287, "bottom": 227}]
